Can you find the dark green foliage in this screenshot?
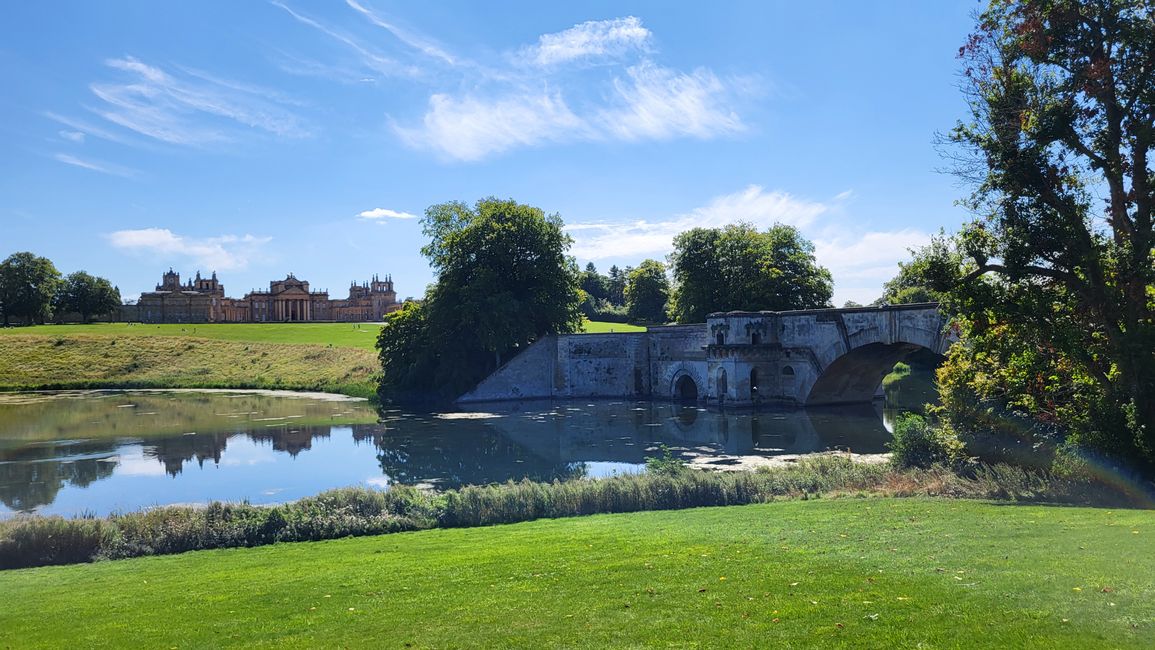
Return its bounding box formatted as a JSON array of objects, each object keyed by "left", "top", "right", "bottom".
[
  {"left": 669, "top": 223, "right": 832, "bottom": 323},
  {"left": 0, "top": 252, "right": 61, "bottom": 326},
  {"left": 0, "top": 516, "right": 113, "bottom": 570},
  {"left": 377, "top": 198, "right": 583, "bottom": 399},
  {"left": 942, "top": 0, "right": 1155, "bottom": 476},
  {"left": 889, "top": 414, "right": 966, "bottom": 469},
  {"left": 54, "top": 271, "right": 121, "bottom": 322},
  {"left": 624, "top": 259, "right": 670, "bottom": 323}
]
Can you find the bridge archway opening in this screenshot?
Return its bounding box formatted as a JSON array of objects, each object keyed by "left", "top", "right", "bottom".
[
  {"left": 805, "top": 342, "right": 942, "bottom": 406},
  {"left": 674, "top": 374, "right": 699, "bottom": 402}
]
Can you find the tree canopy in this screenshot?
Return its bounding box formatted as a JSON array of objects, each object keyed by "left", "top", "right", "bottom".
[
  {"left": 624, "top": 259, "right": 670, "bottom": 323},
  {"left": 668, "top": 223, "right": 833, "bottom": 323},
  {"left": 940, "top": 0, "right": 1155, "bottom": 473},
  {"left": 0, "top": 252, "right": 61, "bottom": 326},
  {"left": 377, "top": 198, "right": 582, "bottom": 400},
  {"left": 55, "top": 271, "right": 121, "bottom": 322}
]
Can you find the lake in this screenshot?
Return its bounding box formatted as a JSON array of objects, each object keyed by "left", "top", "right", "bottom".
[{"left": 0, "top": 390, "right": 898, "bottom": 517}]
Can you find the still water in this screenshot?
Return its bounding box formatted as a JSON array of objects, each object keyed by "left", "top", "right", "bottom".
[{"left": 0, "top": 390, "right": 897, "bottom": 517}]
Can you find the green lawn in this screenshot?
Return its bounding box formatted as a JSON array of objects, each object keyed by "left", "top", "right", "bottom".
[
  {"left": 581, "top": 318, "right": 647, "bottom": 333},
  {"left": 0, "top": 322, "right": 383, "bottom": 350},
  {"left": 0, "top": 498, "right": 1148, "bottom": 648}
]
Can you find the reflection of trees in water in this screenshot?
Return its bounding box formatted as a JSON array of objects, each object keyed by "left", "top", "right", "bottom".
[
  {"left": 246, "top": 427, "right": 330, "bottom": 457},
  {"left": 143, "top": 432, "right": 233, "bottom": 477},
  {"left": 354, "top": 420, "right": 583, "bottom": 488},
  {"left": 0, "top": 453, "right": 116, "bottom": 512}
]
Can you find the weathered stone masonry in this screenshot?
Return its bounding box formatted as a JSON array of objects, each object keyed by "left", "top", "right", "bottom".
[{"left": 458, "top": 304, "right": 953, "bottom": 406}]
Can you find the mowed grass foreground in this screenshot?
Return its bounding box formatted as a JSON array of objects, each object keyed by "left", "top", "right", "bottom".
[{"left": 0, "top": 499, "right": 1148, "bottom": 648}]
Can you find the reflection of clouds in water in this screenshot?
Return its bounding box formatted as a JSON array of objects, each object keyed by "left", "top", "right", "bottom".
[
  {"left": 434, "top": 412, "right": 505, "bottom": 420},
  {"left": 115, "top": 446, "right": 169, "bottom": 477},
  {"left": 220, "top": 439, "right": 278, "bottom": 466}
]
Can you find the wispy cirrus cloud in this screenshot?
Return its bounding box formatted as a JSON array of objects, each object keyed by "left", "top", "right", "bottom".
[
  {"left": 271, "top": 1, "right": 419, "bottom": 78},
  {"left": 53, "top": 153, "right": 139, "bottom": 178},
  {"left": 391, "top": 17, "right": 752, "bottom": 161},
  {"left": 358, "top": 207, "right": 417, "bottom": 220},
  {"left": 345, "top": 0, "right": 456, "bottom": 65},
  {"left": 107, "top": 228, "right": 272, "bottom": 271},
  {"left": 518, "top": 16, "right": 651, "bottom": 67},
  {"left": 85, "top": 56, "right": 310, "bottom": 147}
]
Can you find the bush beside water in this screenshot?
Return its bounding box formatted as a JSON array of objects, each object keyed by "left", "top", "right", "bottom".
[{"left": 0, "top": 457, "right": 1133, "bottom": 570}]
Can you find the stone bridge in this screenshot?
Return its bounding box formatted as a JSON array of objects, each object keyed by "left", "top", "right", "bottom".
[{"left": 458, "top": 303, "right": 954, "bottom": 406}]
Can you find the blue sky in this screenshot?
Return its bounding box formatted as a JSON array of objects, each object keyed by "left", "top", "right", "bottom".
[{"left": 1, "top": 1, "right": 980, "bottom": 306}]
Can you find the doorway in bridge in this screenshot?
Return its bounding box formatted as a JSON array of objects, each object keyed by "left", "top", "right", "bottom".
[
  {"left": 716, "top": 368, "right": 728, "bottom": 404},
  {"left": 674, "top": 375, "right": 699, "bottom": 402},
  {"left": 750, "top": 368, "right": 760, "bottom": 400}
]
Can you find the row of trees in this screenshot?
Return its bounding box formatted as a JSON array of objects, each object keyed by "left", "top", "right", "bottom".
[{"left": 0, "top": 252, "right": 122, "bottom": 326}]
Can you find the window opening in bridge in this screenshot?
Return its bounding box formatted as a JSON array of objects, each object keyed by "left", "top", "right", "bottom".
[
  {"left": 750, "top": 368, "right": 760, "bottom": 398},
  {"left": 782, "top": 365, "right": 795, "bottom": 376},
  {"left": 751, "top": 332, "right": 761, "bottom": 345},
  {"left": 675, "top": 375, "right": 698, "bottom": 402},
  {"left": 716, "top": 332, "right": 725, "bottom": 346}
]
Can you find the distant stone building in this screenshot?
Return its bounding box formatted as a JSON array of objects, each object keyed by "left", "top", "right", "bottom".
[{"left": 135, "top": 270, "right": 400, "bottom": 323}]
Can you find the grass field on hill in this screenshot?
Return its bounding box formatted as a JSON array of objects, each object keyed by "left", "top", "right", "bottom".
[
  {"left": 580, "top": 319, "right": 646, "bottom": 333},
  {"left": 0, "top": 322, "right": 383, "bottom": 350},
  {"left": 0, "top": 335, "right": 379, "bottom": 398},
  {"left": 0, "top": 498, "right": 1148, "bottom": 648}
]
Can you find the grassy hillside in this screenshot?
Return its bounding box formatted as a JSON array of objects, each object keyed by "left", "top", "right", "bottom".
[
  {"left": 0, "top": 322, "right": 383, "bottom": 350},
  {"left": 0, "top": 498, "right": 1149, "bottom": 648},
  {"left": 580, "top": 319, "right": 646, "bottom": 333},
  {"left": 0, "top": 335, "right": 379, "bottom": 398}
]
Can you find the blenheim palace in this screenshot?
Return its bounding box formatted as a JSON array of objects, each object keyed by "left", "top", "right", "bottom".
[{"left": 134, "top": 270, "right": 402, "bottom": 323}]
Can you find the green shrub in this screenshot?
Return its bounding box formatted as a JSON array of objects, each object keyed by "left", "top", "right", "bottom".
[
  {"left": 889, "top": 414, "right": 967, "bottom": 469},
  {"left": 645, "top": 445, "right": 687, "bottom": 476}
]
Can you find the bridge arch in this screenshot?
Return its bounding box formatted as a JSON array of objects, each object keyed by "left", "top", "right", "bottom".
[{"left": 803, "top": 342, "right": 941, "bottom": 405}]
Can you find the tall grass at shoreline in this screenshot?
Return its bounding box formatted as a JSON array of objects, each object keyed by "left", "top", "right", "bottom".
[{"left": 0, "top": 457, "right": 1130, "bottom": 570}]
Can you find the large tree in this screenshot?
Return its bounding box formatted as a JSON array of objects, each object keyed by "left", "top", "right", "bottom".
[
  {"left": 668, "top": 223, "right": 833, "bottom": 323},
  {"left": 625, "top": 259, "right": 671, "bottom": 323},
  {"left": 0, "top": 252, "right": 61, "bottom": 326},
  {"left": 378, "top": 198, "right": 582, "bottom": 400},
  {"left": 55, "top": 271, "right": 121, "bottom": 322},
  {"left": 944, "top": 0, "right": 1155, "bottom": 472}
]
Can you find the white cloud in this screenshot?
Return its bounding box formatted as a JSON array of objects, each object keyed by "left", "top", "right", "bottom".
[
  {"left": 88, "top": 56, "right": 309, "bottom": 146},
  {"left": 59, "top": 130, "right": 86, "bottom": 143},
  {"left": 600, "top": 62, "right": 744, "bottom": 141},
  {"left": 391, "top": 14, "right": 750, "bottom": 162},
  {"left": 567, "top": 185, "right": 827, "bottom": 260},
  {"left": 44, "top": 111, "right": 133, "bottom": 145},
  {"left": 107, "top": 228, "right": 272, "bottom": 271},
  {"left": 568, "top": 185, "right": 932, "bottom": 307},
  {"left": 814, "top": 229, "right": 932, "bottom": 306},
  {"left": 358, "top": 207, "right": 417, "bottom": 220},
  {"left": 394, "top": 90, "right": 591, "bottom": 161},
  {"left": 53, "top": 153, "right": 138, "bottom": 178},
  {"left": 520, "top": 16, "right": 651, "bottom": 67}
]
